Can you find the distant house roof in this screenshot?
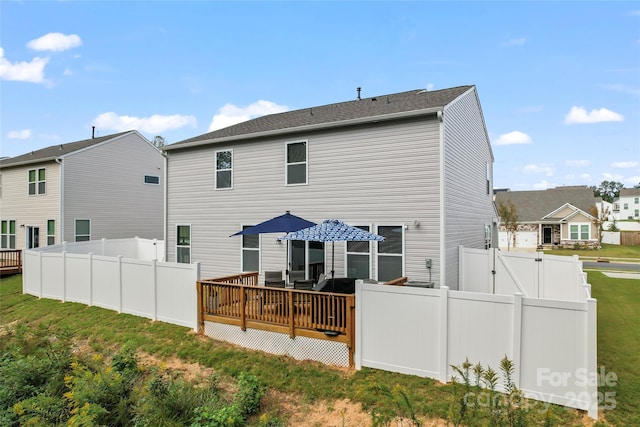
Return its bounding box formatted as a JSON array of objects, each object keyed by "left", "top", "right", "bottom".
[
  {"left": 165, "top": 85, "right": 474, "bottom": 150},
  {"left": 619, "top": 188, "right": 640, "bottom": 197},
  {"left": 0, "top": 131, "right": 133, "bottom": 169},
  {"left": 494, "top": 186, "right": 597, "bottom": 222}
]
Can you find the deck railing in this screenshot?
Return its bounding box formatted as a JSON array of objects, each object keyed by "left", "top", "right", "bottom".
[
  {"left": 0, "top": 249, "right": 22, "bottom": 275},
  {"left": 197, "top": 272, "right": 356, "bottom": 365}
]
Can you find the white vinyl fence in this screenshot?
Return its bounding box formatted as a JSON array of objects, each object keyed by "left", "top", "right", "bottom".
[
  {"left": 34, "top": 237, "right": 165, "bottom": 261},
  {"left": 355, "top": 283, "right": 598, "bottom": 419},
  {"left": 459, "top": 247, "right": 590, "bottom": 301},
  {"left": 22, "top": 239, "right": 199, "bottom": 330}
]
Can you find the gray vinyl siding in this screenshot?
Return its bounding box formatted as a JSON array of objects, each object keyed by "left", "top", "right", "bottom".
[
  {"left": 0, "top": 161, "right": 61, "bottom": 249},
  {"left": 442, "top": 88, "right": 495, "bottom": 289},
  {"left": 62, "top": 133, "right": 164, "bottom": 242},
  {"left": 167, "top": 117, "right": 443, "bottom": 282}
]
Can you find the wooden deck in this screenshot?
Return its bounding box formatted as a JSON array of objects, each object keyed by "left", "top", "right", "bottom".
[
  {"left": 0, "top": 250, "right": 22, "bottom": 277},
  {"left": 197, "top": 272, "right": 356, "bottom": 366}
]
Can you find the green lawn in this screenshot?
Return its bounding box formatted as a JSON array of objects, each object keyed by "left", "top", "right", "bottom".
[
  {"left": 3, "top": 272, "right": 637, "bottom": 425},
  {"left": 588, "top": 270, "right": 640, "bottom": 425},
  {"left": 544, "top": 243, "right": 640, "bottom": 260}
]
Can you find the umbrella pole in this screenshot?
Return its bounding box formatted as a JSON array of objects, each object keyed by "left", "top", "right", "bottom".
[
  {"left": 331, "top": 242, "right": 335, "bottom": 292},
  {"left": 286, "top": 240, "right": 289, "bottom": 284}
]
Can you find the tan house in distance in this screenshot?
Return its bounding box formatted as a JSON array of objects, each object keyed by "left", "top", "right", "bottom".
[{"left": 494, "top": 186, "right": 598, "bottom": 249}]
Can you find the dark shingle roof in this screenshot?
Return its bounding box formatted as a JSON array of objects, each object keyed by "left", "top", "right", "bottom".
[
  {"left": 0, "top": 131, "right": 132, "bottom": 169},
  {"left": 494, "top": 186, "right": 597, "bottom": 222},
  {"left": 167, "top": 85, "right": 473, "bottom": 149}
]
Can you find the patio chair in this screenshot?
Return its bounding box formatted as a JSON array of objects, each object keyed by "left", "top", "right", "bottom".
[
  {"left": 294, "top": 279, "right": 314, "bottom": 290},
  {"left": 288, "top": 270, "right": 305, "bottom": 285},
  {"left": 264, "top": 271, "right": 285, "bottom": 288}
]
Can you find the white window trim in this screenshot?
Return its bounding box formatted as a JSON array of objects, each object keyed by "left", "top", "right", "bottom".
[
  {"left": 285, "top": 140, "right": 308, "bottom": 186},
  {"left": 28, "top": 167, "right": 46, "bottom": 196},
  {"left": 344, "top": 224, "right": 373, "bottom": 280},
  {"left": 74, "top": 219, "right": 91, "bottom": 242},
  {"left": 240, "top": 224, "right": 261, "bottom": 272},
  {"left": 176, "top": 224, "right": 192, "bottom": 263},
  {"left": 47, "top": 219, "right": 55, "bottom": 245},
  {"left": 569, "top": 222, "right": 591, "bottom": 241},
  {"left": 215, "top": 149, "right": 233, "bottom": 190},
  {"left": 375, "top": 224, "right": 405, "bottom": 282}
]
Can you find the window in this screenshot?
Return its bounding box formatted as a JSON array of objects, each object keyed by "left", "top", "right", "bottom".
[
  {"left": 47, "top": 220, "right": 55, "bottom": 245},
  {"left": 27, "top": 226, "right": 39, "bottom": 249},
  {"left": 286, "top": 141, "right": 307, "bottom": 185},
  {"left": 28, "top": 168, "right": 46, "bottom": 195},
  {"left": 144, "top": 175, "right": 160, "bottom": 185},
  {"left": 635, "top": 197, "right": 639, "bottom": 204},
  {"left": 176, "top": 225, "right": 191, "bottom": 263},
  {"left": 624, "top": 203, "right": 628, "bottom": 210},
  {"left": 377, "top": 225, "right": 404, "bottom": 282},
  {"left": 486, "top": 162, "right": 491, "bottom": 195},
  {"left": 75, "top": 219, "right": 91, "bottom": 242},
  {"left": 635, "top": 209, "right": 639, "bottom": 218},
  {"left": 569, "top": 224, "right": 590, "bottom": 241},
  {"left": 215, "top": 150, "right": 232, "bottom": 189},
  {"left": 1, "top": 220, "right": 16, "bottom": 249},
  {"left": 346, "top": 226, "right": 372, "bottom": 279},
  {"left": 241, "top": 226, "right": 259, "bottom": 272}
]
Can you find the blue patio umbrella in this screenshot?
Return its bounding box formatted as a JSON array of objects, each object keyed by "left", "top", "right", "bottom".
[
  {"left": 230, "top": 211, "right": 316, "bottom": 279},
  {"left": 279, "top": 219, "right": 384, "bottom": 287}
]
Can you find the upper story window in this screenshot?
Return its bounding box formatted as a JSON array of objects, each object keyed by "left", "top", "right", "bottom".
[
  {"left": 215, "top": 150, "right": 233, "bottom": 189},
  {"left": 635, "top": 197, "right": 639, "bottom": 204},
  {"left": 144, "top": 175, "right": 160, "bottom": 185},
  {"left": 286, "top": 141, "right": 307, "bottom": 185},
  {"left": 28, "top": 168, "right": 46, "bottom": 195},
  {"left": 624, "top": 203, "right": 629, "bottom": 210}
]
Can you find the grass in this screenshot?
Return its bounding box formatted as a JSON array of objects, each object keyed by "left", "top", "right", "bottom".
[
  {"left": 544, "top": 243, "right": 640, "bottom": 260},
  {"left": 588, "top": 270, "right": 640, "bottom": 425},
  {"left": 2, "top": 272, "right": 632, "bottom": 425}
]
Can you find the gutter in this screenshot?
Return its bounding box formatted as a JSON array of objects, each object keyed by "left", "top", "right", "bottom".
[
  {"left": 164, "top": 107, "right": 442, "bottom": 151},
  {"left": 55, "top": 157, "right": 64, "bottom": 243},
  {"left": 0, "top": 156, "right": 60, "bottom": 170}
]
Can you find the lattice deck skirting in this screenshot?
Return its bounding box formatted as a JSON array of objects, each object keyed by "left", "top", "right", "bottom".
[{"left": 204, "top": 321, "right": 350, "bottom": 367}]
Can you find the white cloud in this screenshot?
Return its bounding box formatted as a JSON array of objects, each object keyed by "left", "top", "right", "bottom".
[
  {"left": 523, "top": 163, "right": 554, "bottom": 176},
  {"left": 494, "top": 131, "right": 532, "bottom": 145},
  {"left": 611, "top": 161, "right": 639, "bottom": 168},
  {"left": 93, "top": 112, "right": 197, "bottom": 133},
  {"left": 564, "top": 106, "right": 624, "bottom": 124},
  {"left": 208, "top": 100, "right": 289, "bottom": 132},
  {"left": 7, "top": 129, "right": 32, "bottom": 139},
  {"left": 602, "top": 84, "right": 640, "bottom": 97},
  {"left": 602, "top": 172, "right": 624, "bottom": 181},
  {"left": 63, "top": 67, "right": 73, "bottom": 76},
  {"left": 27, "top": 33, "right": 82, "bottom": 52},
  {"left": 0, "top": 47, "right": 49, "bottom": 83},
  {"left": 501, "top": 37, "right": 526, "bottom": 47},
  {"left": 579, "top": 173, "right": 591, "bottom": 181},
  {"left": 565, "top": 159, "right": 590, "bottom": 167},
  {"left": 426, "top": 83, "right": 435, "bottom": 91},
  {"left": 532, "top": 180, "right": 554, "bottom": 190}
]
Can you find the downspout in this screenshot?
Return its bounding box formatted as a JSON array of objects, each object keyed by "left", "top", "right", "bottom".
[
  {"left": 163, "top": 152, "right": 168, "bottom": 261},
  {"left": 55, "top": 157, "right": 64, "bottom": 243},
  {"left": 437, "top": 110, "right": 445, "bottom": 288}
]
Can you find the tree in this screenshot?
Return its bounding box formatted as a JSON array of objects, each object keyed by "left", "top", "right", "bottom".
[
  {"left": 590, "top": 204, "right": 610, "bottom": 249},
  {"left": 591, "top": 180, "right": 624, "bottom": 203},
  {"left": 497, "top": 200, "right": 519, "bottom": 251},
  {"left": 152, "top": 135, "right": 166, "bottom": 149}
]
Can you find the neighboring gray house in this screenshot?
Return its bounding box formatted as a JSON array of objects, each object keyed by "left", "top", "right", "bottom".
[
  {"left": 0, "top": 131, "right": 164, "bottom": 249},
  {"left": 163, "top": 86, "right": 496, "bottom": 290},
  {"left": 494, "top": 186, "right": 598, "bottom": 249},
  {"left": 613, "top": 187, "right": 640, "bottom": 220}
]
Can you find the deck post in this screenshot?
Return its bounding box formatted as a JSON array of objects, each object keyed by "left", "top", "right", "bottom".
[
  {"left": 196, "top": 281, "right": 204, "bottom": 334},
  {"left": 288, "top": 289, "right": 295, "bottom": 338},
  {"left": 346, "top": 293, "right": 355, "bottom": 368},
  {"left": 240, "top": 285, "right": 247, "bottom": 331}
]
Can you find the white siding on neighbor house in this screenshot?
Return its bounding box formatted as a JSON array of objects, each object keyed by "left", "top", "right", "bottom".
[
  {"left": 62, "top": 133, "right": 164, "bottom": 242},
  {"left": 0, "top": 161, "right": 61, "bottom": 249},
  {"left": 168, "top": 117, "right": 443, "bottom": 283},
  {"left": 442, "top": 88, "right": 495, "bottom": 289}
]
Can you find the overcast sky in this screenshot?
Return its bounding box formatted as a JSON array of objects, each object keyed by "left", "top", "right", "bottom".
[{"left": 1, "top": 1, "right": 638, "bottom": 190}]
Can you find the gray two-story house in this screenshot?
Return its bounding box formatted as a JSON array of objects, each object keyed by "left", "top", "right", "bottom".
[
  {"left": 0, "top": 131, "right": 164, "bottom": 249},
  {"left": 163, "top": 85, "right": 496, "bottom": 290}
]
